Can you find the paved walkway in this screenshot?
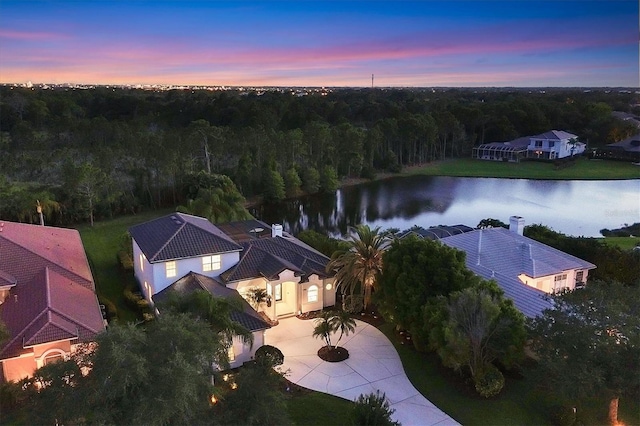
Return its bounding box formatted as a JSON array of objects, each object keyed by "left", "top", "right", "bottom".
[{"left": 265, "top": 317, "right": 459, "bottom": 426}]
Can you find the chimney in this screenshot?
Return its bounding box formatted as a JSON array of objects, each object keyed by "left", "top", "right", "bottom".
[
  {"left": 272, "top": 224, "right": 283, "bottom": 238},
  {"left": 509, "top": 216, "right": 525, "bottom": 236}
]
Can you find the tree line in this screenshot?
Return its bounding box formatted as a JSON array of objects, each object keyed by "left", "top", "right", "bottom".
[{"left": 1, "top": 86, "right": 637, "bottom": 226}]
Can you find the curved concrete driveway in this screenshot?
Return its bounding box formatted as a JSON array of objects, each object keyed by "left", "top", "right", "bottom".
[{"left": 266, "top": 317, "right": 459, "bottom": 426}]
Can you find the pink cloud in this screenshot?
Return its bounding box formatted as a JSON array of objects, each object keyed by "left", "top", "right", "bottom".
[{"left": 0, "top": 29, "right": 68, "bottom": 41}]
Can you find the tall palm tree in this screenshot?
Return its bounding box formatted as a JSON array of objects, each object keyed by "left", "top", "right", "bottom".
[{"left": 327, "top": 224, "right": 391, "bottom": 311}]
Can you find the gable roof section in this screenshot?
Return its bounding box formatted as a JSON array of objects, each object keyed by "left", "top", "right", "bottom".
[
  {"left": 129, "top": 213, "right": 242, "bottom": 262},
  {"left": 153, "top": 271, "right": 271, "bottom": 332},
  {"left": 220, "top": 235, "right": 331, "bottom": 283},
  {"left": 1, "top": 267, "right": 105, "bottom": 358}
]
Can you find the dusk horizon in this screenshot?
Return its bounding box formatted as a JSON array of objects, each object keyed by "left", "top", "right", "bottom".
[{"left": 1, "top": 1, "right": 638, "bottom": 88}]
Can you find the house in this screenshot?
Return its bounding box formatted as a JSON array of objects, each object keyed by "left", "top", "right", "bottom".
[
  {"left": 0, "top": 221, "right": 105, "bottom": 382},
  {"left": 440, "top": 216, "right": 596, "bottom": 318},
  {"left": 590, "top": 133, "right": 640, "bottom": 162},
  {"left": 153, "top": 271, "right": 271, "bottom": 368},
  {"left": 473, "top": 130, "right": 586, "bottom": 162},
  {"left": 129, "top": 213, "right": 336, "bottom": 364}
]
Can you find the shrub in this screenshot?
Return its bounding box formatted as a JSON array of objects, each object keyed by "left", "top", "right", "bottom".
[
  {"left": 549, "top": 404, "right": 577, "bottom": 426},
  {"left": 351, "top": 390, "right": 399, "bottom": 426},
  {"left": 117, "top": 250, "right": 133, "bottom": 271},
  {"left": 474, "top": 365, "right": 505, "bottom": 398},
  {"left": 102, "top": 299, "right": 118, "bottom": 322},
  {"left": 255, "top": 345, "right": 284, "bottom": 367},
  {"left": 342, "top": 294, "right": 363, "bottom": 314}
]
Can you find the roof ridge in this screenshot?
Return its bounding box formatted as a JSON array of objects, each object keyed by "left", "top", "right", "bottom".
[
  {"left": 151, "top": 220, "right": 186, "bottom": 261},
  {"left": 0, "top": 236, "right": 94, "bottom": 289},
  {"left": 47, "top": 309, "right": 80, "bottom": 337}
]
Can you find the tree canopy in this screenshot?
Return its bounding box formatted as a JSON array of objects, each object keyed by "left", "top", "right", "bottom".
[{"left": 529, "top": 280, "right": 640, "bottom": 425}]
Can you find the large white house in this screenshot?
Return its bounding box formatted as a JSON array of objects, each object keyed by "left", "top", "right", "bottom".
[
  {"left": 128, "top": 213, "right": 336, "bottom": 367},
  {"left": 473, "top": 130, "right": 586, "bottom": 162}
]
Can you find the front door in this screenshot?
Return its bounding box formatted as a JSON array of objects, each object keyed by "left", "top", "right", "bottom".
[{"left": 275, "top": 281, "right": 296, "bottom": 317}]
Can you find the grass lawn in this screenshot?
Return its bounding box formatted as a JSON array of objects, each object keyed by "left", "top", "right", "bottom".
[
  {"left": 77, "top": 208, "right": 173, "bottom": 323},
  {"left": 603, "top": 236, "right": 640, "bottom": 251},
  {"left": 402, "top": 158, "right": 640, "bottom": 180},
  {"left": 286, "top": 391, "right": 353, "bottom": 425}
]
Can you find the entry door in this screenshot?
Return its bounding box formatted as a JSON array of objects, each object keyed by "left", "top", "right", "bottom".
[{"left": 276, "top": 281, "right": 296, "bottom": 317}]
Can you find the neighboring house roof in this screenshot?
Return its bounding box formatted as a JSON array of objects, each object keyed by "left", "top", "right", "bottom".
[
  {"left": 0, "top": 222, "right": 105, "bottom": 359},
  {"left": 128, "top": 213, "right": 242, "bottom": 262},
  {"left": 441, "top": 227, "right": 595, "bottom": 318},
  {"left": 532, "top": 130, "right": 578, "bottom": 140},
  {"left": 219, "top": 227, "right": 332, "bottom": 284},
  {"left": 398, "top": 225, "right": 474, "bottom": 240},
  {"left": 153, "top": 271, "right": 271, "bottom": 332},
  {"left": 607, "top": 133, "right": 640, "bottom": 153}
]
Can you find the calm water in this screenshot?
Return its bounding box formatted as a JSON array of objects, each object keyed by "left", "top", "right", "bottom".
[{"left": 252, "top": 176, "right": 640, "bottom": 238}]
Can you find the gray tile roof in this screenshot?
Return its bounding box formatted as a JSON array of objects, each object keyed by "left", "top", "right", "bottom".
[
  {"left": 153, "top": 272, "right": 271, "bottom": 332},
  {"left": 129, "top": 213, "right": 242, "bottom": 262},
  {"left": 441, "top": 227, "right": 595, "bottom": 318},
  {"left": 220, "top": 235, "right": 331, "bottom": 284},
  {"left": 607, "top": 133, "right": 640, "bottom": 152}
]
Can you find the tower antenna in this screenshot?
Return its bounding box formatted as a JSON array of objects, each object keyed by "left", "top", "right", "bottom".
[{"left": 371, "top": 74, "right": 374, "bottom": 88}]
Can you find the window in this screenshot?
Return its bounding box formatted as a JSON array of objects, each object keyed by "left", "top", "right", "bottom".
[
  {"left": 44, "top": 353, "right": 64, "bottom": 365},
  {"left": 575, "top": 270, "right": 584, "bottom": 283},
  {"left": 227, "top": 345, "right": 235, "bottom": 362},
  {"left": 535, "top": 140, "right": 543, "bottom": 147},
  {"left": 554, "top": 274, "right": 567, "bottom": 291},
  {"left": 274, "top": 284, "right": 282, "bottom": 301},
  {"left": 202, "top": 255, "right": 221, "bottom": 272},
  {"left": 139, "top": 254, "right": 145, "bottom": 271},
  {"left": 166, "top": 261, "right": 177, "bottom": 278},
  {"left": 307, "top": 285, "right": 318, "bottom": 303}
]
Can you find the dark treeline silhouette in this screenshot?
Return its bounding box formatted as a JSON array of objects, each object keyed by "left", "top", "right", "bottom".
[{"left": 1, "top": 86, "right": 637, "bottom": 226}]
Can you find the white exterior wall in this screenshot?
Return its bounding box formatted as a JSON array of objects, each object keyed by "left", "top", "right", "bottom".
[
  {"left": 519, "top": 268, "right": 591, "bottom": 294},
  {"left": 132, "top": 239, "right": 241, "bottom": 296},
  {"left": 228, "top": 331, "right": 266, "bottom": 369},
  {"left": 323, "top": 278, "right": 336, "bottom": 308},
  {"left": 133, "top": 240, "right": 154, "bottom": 300}
]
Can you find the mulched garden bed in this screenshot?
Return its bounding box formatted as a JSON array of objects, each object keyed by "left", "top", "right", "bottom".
[{"left": 317, "top": 345, "right": 349, "bottom": 362}]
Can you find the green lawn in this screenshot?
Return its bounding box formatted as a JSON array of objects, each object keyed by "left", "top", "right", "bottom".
[
  {"left": 603, "top": 236, "right": 640, "bottom": 251},
  {"left": 402, "top": 158, "right": 640, "bottom": 180},
  {"left": 77, "top": 208, "right": 173, "bottom": 323},
  {"left": 286, "top": 391, "right": 353, "bottom": 425}
]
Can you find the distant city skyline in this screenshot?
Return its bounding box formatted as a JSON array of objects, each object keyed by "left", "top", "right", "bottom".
[{"left": 1, "top": 1, "right": 637, "bottom": 88}]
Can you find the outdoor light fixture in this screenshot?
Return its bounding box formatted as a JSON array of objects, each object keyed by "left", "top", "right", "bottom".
[{"left": 325, "top": 283, "right": 332, "bottom": 290}]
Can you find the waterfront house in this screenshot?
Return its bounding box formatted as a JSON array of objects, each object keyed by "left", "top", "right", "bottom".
[
  {"left": 473, "top": 130, "right": 586, "bottom": 162},
  {"left": 129, "top": 213, "right": 336, "bottom": 364}
]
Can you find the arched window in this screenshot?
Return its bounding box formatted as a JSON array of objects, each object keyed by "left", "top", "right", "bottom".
[{"left": 307, "top": 285, "right": 318, "bottom": 303}]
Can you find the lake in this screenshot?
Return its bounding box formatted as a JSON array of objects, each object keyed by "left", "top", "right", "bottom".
[{"left": 251, "top": 176, "right": 640, "bottom": 238}]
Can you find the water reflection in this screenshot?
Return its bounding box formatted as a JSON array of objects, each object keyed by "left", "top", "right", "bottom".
[{"left": 252, "top": 176, "right": 640, "bottom": 237}]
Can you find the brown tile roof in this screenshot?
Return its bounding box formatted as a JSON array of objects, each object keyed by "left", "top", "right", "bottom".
[{"left": 0, "top": 222, "right": 105, "bottom": 360}]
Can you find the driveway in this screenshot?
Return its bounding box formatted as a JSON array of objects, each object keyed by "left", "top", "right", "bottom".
[{"left": 265, "top": 317, "right": 459, "bottom": 426}]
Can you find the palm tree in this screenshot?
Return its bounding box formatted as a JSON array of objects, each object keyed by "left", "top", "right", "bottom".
[
  {"left": 312, "top": 310, "right": 335, "bottom": 348},
  {"left": 330, "top": 310, "right": 357, "bottom": 348},
  {"left": 327, "top": 224, "right": 390, "bottom": 311}
]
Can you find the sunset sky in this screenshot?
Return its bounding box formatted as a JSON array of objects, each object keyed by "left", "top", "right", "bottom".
[{"left": 1, "top": 1, "right": 637, "bottom": 87}]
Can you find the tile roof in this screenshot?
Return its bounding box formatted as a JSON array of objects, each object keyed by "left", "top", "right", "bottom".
[
  {"left": 607, "top": 133, "right": 640, "bottom": 152},
  {"left": 1, "top": 267, "right": 105, "bottom": 358},
  {"left": 153, "top": 271, "right": 271, "bottom": 332},
  {"left": 129, "top": 213, "right": 242, "bottom": 262},
  {"left": 441, "top": 227, "right": 595, "bottom": 318},
  {"left": 220, "top": 235, "right": 331, "bottom": 283}
]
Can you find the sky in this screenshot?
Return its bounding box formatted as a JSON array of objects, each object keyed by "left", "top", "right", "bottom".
[{"left": 0, "top": 1, "right": 638, "bottom": 87}]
